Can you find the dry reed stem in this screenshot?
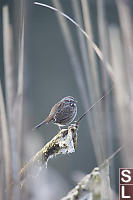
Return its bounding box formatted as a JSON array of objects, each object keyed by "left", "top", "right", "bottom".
[
  {"left": 116, "top": 0, "right": 133, "bottom": 87},
  {"left": 96, "top": 0, "right": 114, "bottom": 161},
  {"left": 3, "top": 5, "right": 21, "bottom": 200},
  {"left": 81, "top": 0, "right": 99, "bottom": 95},
  {"left": 2, "top": 6, "right": 15, "bottom": 118},
  {"left": 15, "top": 1, "right": 25, "bottom": 167},
  {"left": 72, "top": 0, "right": 93, "bottom": 99},
  {"left": 96, "top": 0, "right": 116, "bottom": 188},
  {"left": 0, "top": 82, "right": 12, "bottom": 198},
  {"left": 81, "top": 0, "right": 105, "bottom": 162},
  {"left": 2, "top": 6, "right": 15, "bottom": 199},
  {"left": 116, "top": 1, "right": 133, "bottom": 166},
  {"left": 17, "top": 18, "right": 24, "bottom": 131},
  {"left": 109, "top": 26, "right": 132, "bottom": 166},
  {"left": 0, "top": 129, "right": 4, "bottom": 200}
]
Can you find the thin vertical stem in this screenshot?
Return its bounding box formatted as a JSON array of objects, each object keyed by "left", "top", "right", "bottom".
[{"left": 0, "top": 82, "right": 12, "bottom": 199}]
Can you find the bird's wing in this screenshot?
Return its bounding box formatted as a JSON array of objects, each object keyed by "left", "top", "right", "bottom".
[{"left": 45, "top": 102, "right": 61, "bottom": 121}]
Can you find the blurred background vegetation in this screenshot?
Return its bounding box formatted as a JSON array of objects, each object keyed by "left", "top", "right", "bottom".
[{"left": 1, "top": 0, "right": 133, "bottom": 199}]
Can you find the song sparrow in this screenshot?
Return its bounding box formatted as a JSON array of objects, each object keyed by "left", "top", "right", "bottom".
[{"left": 34, "top": 96, "right": 77, "bottom": 130}]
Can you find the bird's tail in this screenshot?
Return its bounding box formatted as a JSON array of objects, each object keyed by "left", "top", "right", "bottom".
[{"left": 33, "top": 120, "right": 47, "bottom": 130}]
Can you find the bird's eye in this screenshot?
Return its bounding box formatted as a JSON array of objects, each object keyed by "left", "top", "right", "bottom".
[{"left": 70, "top": 102, "right": 74, "bottom": 107}]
